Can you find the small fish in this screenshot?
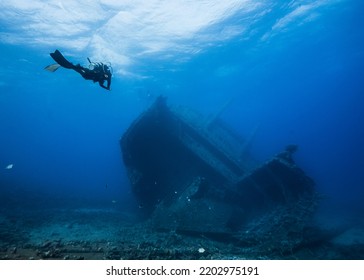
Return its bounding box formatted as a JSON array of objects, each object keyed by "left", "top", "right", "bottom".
[
  {"left": 111, "top": 200, "right": 117, "bottom": 204},
  {"left": 5, "top": 164, "right": 13, "bottom": 170}
]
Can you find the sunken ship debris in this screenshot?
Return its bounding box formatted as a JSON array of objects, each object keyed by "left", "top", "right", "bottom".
[{"left": 121, "top": 96, "right": 316, "bottom": 238}]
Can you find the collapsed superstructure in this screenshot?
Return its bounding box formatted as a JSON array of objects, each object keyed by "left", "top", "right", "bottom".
[{"left": 120, "top": 96, "right": 315, "bottom": 237}]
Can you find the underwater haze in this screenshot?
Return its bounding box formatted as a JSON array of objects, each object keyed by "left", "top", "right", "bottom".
[{"left": 0, "top": 0, "right": 364, "bottom": 259}]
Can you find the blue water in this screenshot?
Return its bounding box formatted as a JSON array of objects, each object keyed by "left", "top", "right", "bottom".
[{"left": 0, "top": 1, "right": 363, "bottom": 258}]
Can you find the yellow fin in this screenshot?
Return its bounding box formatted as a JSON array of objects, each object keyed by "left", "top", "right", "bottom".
[{"left": 44, "top": 63, "right": 61, "bottom": 72}]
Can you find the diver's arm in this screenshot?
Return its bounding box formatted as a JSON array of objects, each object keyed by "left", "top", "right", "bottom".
[
  {"left": 99, "top": 78, "right": 111, "bottom": 90},
  {"left": 106, "top": 76, "right": 111, "bottom": 90}
]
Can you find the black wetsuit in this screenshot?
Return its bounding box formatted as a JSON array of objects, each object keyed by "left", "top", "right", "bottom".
[
  {"left": 73, "top": 63, "right": 112, "bottom": 90},
  {"left": 50, "top": 50, "right": 112, "bottom": 90}
]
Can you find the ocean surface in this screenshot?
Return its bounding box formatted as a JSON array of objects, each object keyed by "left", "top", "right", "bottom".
[{"left": 0, "top": 0, "right": 363, "bottom": 259}]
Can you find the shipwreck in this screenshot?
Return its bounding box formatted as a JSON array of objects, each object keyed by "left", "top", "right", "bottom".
[{"left": 120, "top": 96, "right": 316, "bottom": 238}]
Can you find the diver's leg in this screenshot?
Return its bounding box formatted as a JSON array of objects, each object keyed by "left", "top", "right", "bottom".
[
  {"left": 73, "top": 65, "right": 94, "bottom": 80},
  {"left": 50, "top": 50, "right": 75, "bottom": 69}
]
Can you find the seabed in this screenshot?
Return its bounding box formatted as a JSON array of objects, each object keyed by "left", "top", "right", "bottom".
[{"left": 1, "top": 204, "right": 364, "bottom": 260}]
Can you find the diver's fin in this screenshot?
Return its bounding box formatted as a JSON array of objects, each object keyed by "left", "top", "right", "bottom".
[
  {"left": 44, "top": 63, "right": 61, "bottom": 72},
  {"left": 50, "top": 50, "right": 75, "bottom": 69}
]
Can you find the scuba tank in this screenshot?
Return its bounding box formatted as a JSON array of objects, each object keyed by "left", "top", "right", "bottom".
[{"left": 87, "top": 57, "right": 113, "bottom": 74}]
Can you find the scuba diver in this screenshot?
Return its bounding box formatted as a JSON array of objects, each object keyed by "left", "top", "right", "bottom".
[{"left": 45, "top": 49, "right": 112, "bottom": 90}]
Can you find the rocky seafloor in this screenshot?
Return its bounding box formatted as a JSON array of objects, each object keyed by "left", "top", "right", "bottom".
[{"left": 1, "top": 204, "right": 364, "bottom": 260}]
